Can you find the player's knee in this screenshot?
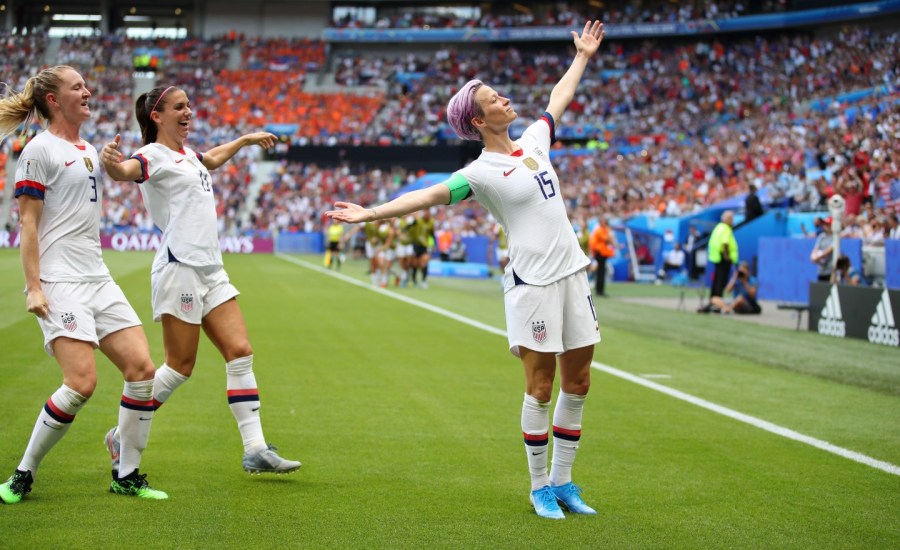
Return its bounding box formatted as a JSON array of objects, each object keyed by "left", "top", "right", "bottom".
[
  {"left": 529, "top": 380, "right": 554, "bottom": 403},
  {"left": 563, "top": 378, "right": 591, "bottom": 396},
  {"left": 167, "top": 356, "right": 197, "bottom": 377},
  {"left": 226, "top": 342, "right": 253, "bottom": 362},
  {"left": 119, "top": 357, "right": 156, "bottom": 382},
  {"left": 65, "top": 372, "right": 97, "bottom": 398}
]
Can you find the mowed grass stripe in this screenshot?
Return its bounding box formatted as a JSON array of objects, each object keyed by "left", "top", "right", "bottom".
[{"left": 277, "top": 253, "right": 900, "bottom": 477}]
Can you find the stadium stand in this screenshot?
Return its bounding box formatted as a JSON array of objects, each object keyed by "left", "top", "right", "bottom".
[{"left": 1, "top": 2, "right": 898, "bottom": 261}]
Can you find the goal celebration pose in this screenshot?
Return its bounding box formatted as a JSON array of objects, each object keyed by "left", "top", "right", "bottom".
[
  {"left": 327, "top": 21, "right": 606, "bottom": 519},
  {"left": 0, "top": 66, "right": 166, "bottom": 503},
  {"left": 100, "top": 85, "right": 300, "bottom": 475}
]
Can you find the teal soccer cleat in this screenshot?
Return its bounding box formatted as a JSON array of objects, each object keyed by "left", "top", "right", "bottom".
[
  {"left": 530, "top": 485, "right": 565, "bottom": 519},
  {"left": 552, "top": 482, "right": 597, "bottom": 515}
]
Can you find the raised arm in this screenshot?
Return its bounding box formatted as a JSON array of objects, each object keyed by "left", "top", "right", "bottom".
[
  {"left": 100, "top": 134, "right": 143, "bottom": 181},
  {"left": 201, "top": 132, "right": 276, "bottom": 171},
  {"left": 545, "top": 20, "right": 605, "bottom": 123},
  {"left": 327, "top": 182, "right": 451, "bottom": 224}
]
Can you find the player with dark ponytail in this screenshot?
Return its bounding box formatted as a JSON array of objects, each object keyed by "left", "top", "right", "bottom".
[{"left": 100, "top": 84, "right": 301, "bottom": 476}]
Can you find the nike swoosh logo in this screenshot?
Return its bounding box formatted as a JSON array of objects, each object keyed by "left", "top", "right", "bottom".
[
  {"left": 64, "top": 160, "right": 76, "bottom": 167},
  {"left": 503, "top": 168, "right": 517, "bottom": 177},
  {"left": 42, "top": 421, "right": 62, "bottom": 430},
  {"left": 139, "top": 416, "right": 153, "bottom": 421},
  {"left": 251, "top": 407, "right": 260, "bottom": 412},
  {"left": 175, "top": 159, "right": 184, "bottom": 163},
  {"left": 531, "top": 451, "right": 545, "bottom": 456}
]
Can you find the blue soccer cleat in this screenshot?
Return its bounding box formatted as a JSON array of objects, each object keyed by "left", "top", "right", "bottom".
[
  {"left": 530, "top": 485, "right": 565, "bottom": 519},
  {"left": 552, "top": 482, "right": 597, "bottom": 515}
]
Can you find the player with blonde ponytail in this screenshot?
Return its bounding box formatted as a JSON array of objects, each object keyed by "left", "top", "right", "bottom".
[{"left": 0, "top": 66, "right": 168, "bottom": 504}]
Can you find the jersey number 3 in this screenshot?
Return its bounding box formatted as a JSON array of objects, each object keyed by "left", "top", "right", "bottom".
[
  {"left": 89, "top": 176, "right": 97, "bottom": 202},
  {"left": 534, "top": 171, "right": 556, "bottom": 200}
]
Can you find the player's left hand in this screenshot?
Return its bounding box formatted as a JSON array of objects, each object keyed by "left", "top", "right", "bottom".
[
  {"left": 572, "top": 20, "right": 605, "bottom": 58},
  {"left": 243, "top": 132, "right": 277, "bottom": 150}
]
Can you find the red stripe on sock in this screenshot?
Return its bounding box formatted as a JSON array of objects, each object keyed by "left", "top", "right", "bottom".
[
  {"left": 120, "top": 395, "right": 154, "bottom": 407},
  {"left": 552, "top": 426, "right": 582, "bottom": 437},
  {"left": 523, "top": 432, "right": 549, "bottom": 441},
  {"left": 46, "top": 399, "right": 75, "bottom": 421},
  {"left": 152, "top": 399, "right": 163, "bottom": 409},
  {"left": 227, "top": 389, "right": 259, "bottom": 397}
]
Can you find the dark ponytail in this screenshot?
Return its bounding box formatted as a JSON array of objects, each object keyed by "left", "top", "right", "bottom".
[{"left": 135, "top": 85, "right": 177, "bottom": 145}]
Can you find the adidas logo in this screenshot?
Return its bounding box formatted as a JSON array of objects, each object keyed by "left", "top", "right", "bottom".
[
  {"left": 868, "top": 289, "right": 899, "bottom": 347},
  {"left": 817, "top": 285, "right": 846, "bottom": 338}
]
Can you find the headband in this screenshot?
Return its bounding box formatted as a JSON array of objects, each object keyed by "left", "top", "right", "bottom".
[{"left": 151, "top": 86, "right": 175, "bottom": 113}]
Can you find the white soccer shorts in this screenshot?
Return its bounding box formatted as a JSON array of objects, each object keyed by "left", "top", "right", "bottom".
[
  {"left": 504, "top": 269, "right": 601, "bottom": 357},
  {"left": 150, "top": 262, "right": 239, "bottom": 324},
  {"left": 36, "top": 280, "right": 142, "bottom": 356}
]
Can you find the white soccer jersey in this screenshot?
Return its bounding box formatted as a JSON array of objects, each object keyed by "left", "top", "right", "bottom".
[
  {"left": 14, "top": 131, "right": 111, "bottom": 282},
  {"left": 453, "top": 114, "right": 589, "bottom": 290},
  {"left": 132, "top": 143, "right": 222, "bottom": 273}
]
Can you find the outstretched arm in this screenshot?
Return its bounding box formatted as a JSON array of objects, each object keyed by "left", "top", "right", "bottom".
[
  {"left": 327, "top": 183, "right": 451, "bottom": 224},
  {"left": 201, "top": 132, "right": 276, "bottom": 171},
  {"left": 545, "top": 20, "right": 605, "bottom": 123}
]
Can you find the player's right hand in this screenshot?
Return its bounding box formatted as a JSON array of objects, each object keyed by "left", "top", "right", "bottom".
[{"left": 26, "top": 289, "right": 50, "bottom": 319}]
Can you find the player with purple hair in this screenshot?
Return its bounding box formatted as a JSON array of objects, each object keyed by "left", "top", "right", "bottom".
[{"left": 328, "top": 21, "right": 606, "bottom": 520}]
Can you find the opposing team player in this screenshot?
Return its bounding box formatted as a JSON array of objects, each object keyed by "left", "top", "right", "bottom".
[
  {"left": 327, "top": 21, "right": 606, "bottom": 519},
  {"left": 99, "top": 85, "right": 301, "bottom": 475},
  {"left": 0, "top": 66, "right": 167, "bottom": 503},
  {"left": 410, "top": 210, "right": 435, "bottom": 288}
]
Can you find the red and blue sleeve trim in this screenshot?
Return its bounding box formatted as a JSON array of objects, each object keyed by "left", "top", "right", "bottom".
[
  {"left": 196, "top": 152, "right": 204, "bottom": 162},
  {"left": 132, "top": 154, "right": 149, "bottom": 183},
  {"left": 541, "top": 112, "right": 556, "bottom": 145},
  {"left": 14, "top": 180, "right": 46, "bottom": 200},
  {"left": 227, "top": 388, "right": 260, "bottom": 404}
]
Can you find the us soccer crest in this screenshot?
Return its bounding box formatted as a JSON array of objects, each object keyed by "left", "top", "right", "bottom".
[
  {"left": 523, "top": 157, "right": 539, "bottom": 171},
  {"left": 180, "top": 293, "right": 194, "bottom": 313},
  {"left": 61, "top": 312, "right": 77, "bottom": 332},
  {"left": 83, "top": 157, "right": 94, "bottom": 172},
  {"left": 532, "top": 320, "right": 547, "bottom": 343}
]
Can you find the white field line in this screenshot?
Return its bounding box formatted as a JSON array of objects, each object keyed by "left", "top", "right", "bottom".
[{"left": 277, "top": 254, "right": 900, "bottom": 477}]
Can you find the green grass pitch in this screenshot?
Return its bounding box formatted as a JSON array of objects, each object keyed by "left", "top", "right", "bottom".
[{"left": 0, "top": 249, "right": 898, "bottom": 548}]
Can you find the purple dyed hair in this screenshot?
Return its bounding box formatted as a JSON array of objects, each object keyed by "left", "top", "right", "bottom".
[{"left": 446, "top": 79, "right": 484, "bottom": 141}]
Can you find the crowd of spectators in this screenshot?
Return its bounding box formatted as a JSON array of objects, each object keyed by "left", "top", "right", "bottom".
[
  {"left": 1, "top": 25, "right": 898, "bottom": 242},
  {"left": 330, "top": 1, "right": 760, "bottom": 30}
]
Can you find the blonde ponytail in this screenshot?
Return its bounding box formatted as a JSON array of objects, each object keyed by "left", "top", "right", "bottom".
[{"left": 0, "top": 65, "right": 76, "bottom": 140}]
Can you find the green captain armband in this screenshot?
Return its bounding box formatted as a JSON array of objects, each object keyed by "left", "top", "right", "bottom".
[{"left": 443, "top": 173, "right": 471, "bottom": 205}]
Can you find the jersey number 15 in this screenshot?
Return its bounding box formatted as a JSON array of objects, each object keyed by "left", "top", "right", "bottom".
[{"left": 534, "top": 171, "right": 556, "bottom": 200}]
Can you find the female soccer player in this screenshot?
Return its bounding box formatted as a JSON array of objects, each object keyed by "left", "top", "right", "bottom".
[
  {"left": 327, "top": 21, "right": 605, "bottom": 519},
  {"left": 99, "top": 85, "right": 300, "bottom": 475},
  {"left": 0, "top": 66, "right": 166, "bottom": 503}
]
